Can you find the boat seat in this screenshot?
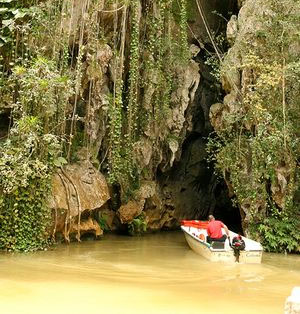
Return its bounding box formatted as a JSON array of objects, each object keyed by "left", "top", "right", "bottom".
[{"left": 211, "top": 241, "right": 225, "bottom": 249}]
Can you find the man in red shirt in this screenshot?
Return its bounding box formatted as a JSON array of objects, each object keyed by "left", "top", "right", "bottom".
[{"left": 207, "top": 215, "right": 230, "bottom": 244}]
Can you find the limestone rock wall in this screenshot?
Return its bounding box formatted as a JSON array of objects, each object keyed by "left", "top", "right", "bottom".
[{"left": 46, "top": 0, "right": 241, "bottom": 238}]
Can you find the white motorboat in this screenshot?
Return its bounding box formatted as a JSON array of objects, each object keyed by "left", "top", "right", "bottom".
[{"left": 181, "top": 220, "right": 263, "bottom": 263}]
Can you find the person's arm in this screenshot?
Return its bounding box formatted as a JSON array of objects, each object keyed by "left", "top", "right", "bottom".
[
  {"left": 221, "top": 223, "right": 231, "bottom": 246},
  {"left": 207, "top": 227, "right": 211, "bottom": 236},
  {"left": 223, "top": 224, "right": 230, "bottom": 238}
]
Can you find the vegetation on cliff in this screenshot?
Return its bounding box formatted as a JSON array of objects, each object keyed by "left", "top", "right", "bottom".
[
  {"left": 0, "top": 0, "right": 299, "bottom": 253},
  {"left": 0, "top": 0, "right": 189, "bottom": 250},
  {"left": 208, "top": 0, "right": 300, "bottom": 252},
  {"left": 0, "top": 1, "right": 70, "bottom": 251}
]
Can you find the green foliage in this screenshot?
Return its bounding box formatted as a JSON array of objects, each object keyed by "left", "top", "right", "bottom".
[
  {"left": 0, "top": 117, "right": 60, "bottom": 251},
  {"left": 107, "top": 81, "right": 125, "bottom": 185},
  {"left": 204, "top": 54, "right": 221, "bottom": 81},
  {"left": 96, "top": 212, "right": 109, "bottom": 232},
  {"left": 110, "top": 0, "right": 141, "bottom": 190},
  {"left": 127, "top": 0, "right": 140, "bottom": 142},
  {"left": 254, "top": 212, "right": 300, "bottom": 253},
  {"left": 128, "top": 212, "right": 147, "bottom": 236},
  {"left": 10, "top": 57, "right": 73, "bottom": 133},
  {"left": 68, "top": 129, "right": 85, "bottom": 163},
  {"left": 0, "top": 0, "right": 35, "bottom": 48},
  {"left": 178, "top": 0, "right": 189, "bottom": 61},
  {"left": 172, "top": 0, "right": 196, "bottom": 25},
  {"left": 207, "top": 0, "right": 300, "bottom": 252},
  {"left": 0, "top": 0, "right": 191, "bottom": 250},
  {"left": 0, "top": 55, "right": 72, "bottom": 252},
  {"left": 107, "top": 0, "right": 189, "bottom": 198},
  {"left": 204, "top": 34, "right": 227, "bottom": 82}
]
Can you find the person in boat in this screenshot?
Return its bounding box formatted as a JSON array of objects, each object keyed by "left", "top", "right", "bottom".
[{"left": 206, "top": 215, "right": 230, "bottom": 244}]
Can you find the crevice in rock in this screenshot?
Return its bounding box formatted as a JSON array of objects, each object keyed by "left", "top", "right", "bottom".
[{"left": 0, "top": 110, "right": 11, "bottom": 141}]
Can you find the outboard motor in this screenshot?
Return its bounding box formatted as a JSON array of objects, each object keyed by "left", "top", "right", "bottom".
[{"left": 231, "top": 235, "right": 245, "bottom": 262}]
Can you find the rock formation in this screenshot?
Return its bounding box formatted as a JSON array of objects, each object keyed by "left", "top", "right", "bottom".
[
  {"left": 47, "top": 0, "right": 241, "bottom": 236},
  {"left": 49, "top": 161, "right": 110, "bottom": 241}
]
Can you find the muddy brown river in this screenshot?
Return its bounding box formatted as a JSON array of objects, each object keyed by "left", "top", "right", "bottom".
[{"left": 0, "top": 231, "right": 299, "bottom": 314}]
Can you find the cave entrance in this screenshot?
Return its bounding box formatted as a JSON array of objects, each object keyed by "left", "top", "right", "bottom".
[
  {"left": 0, "top": 110, "right": 11, "bottom": 141},
  {"left": 213, "top": 206, "right": 243, "bottom": 234},
  {"left": 211, "top": 181, "right": 243, "bottom": 234},
  {"left": 156, "top": 0, "right": 242, "bottom": 234}
]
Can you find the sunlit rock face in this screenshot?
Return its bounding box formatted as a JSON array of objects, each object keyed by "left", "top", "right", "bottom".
[
  {"left": 49, "top": 161, "right": 110, "bottom": 241},
  {"left": 117, "top": 200, "right": 145, "bottom": 224},
  {"left": 213, "top": 0, "right": 300, "bottom": 133}
]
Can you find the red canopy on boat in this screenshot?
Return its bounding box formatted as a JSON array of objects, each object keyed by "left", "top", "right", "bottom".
[{"left": 181, "top": 220, "right": 209, "bottom": 229}]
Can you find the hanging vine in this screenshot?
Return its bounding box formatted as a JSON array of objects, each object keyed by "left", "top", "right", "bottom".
[
  {"left": 127, "top": 0, "right": 140, "bottom": 142},
  {"left": 105, "top": 0, "right": 190, "bottom": 198},
  {"left": 178, "top": 0, "right": 189, "bottom": 61},
  {"left": 107, "top": 3, "right": 128, "bottom": 186},
  {"left": 0, "top": 0, "right": 73, "bottom": 251},
  {"left": 0, "top": 0, "right": 191, "bottom": 249}
]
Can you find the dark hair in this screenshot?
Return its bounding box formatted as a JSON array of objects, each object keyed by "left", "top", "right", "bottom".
[{"left": 208, "top": 215, "right": 215, "bottom": 221}]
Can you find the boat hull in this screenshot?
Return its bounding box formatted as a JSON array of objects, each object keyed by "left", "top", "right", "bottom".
[{"left": 182, "top": 226, "right": 262, "bottom": 264}]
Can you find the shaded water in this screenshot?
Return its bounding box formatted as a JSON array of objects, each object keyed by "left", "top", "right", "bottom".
[{"left": 0, "top": 231, "right": 299, "bottom": 314}]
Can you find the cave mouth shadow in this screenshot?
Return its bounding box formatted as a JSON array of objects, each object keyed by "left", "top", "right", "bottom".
[
  {"left": 210, "top": 181, "right": 243, "bottom": 234},
  {"left": 0, "top": 111, "right": 11, "bottom": 141},
  {"left": 196, "top": 180, "right": 243, "bottom": 234},
  {"left": 212, "top": 202, "right": 243, "bottom": 234}
]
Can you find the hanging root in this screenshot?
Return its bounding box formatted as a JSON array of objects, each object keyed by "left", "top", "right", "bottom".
[
  {"left": 57, "top": 170, "right": 72, "bottom": 243},
  {"left": 52, "top": 207, "right": 58, "bottom": 242},
  {"left": 60, "top": 167, "right": 82, "bottom": 242}
]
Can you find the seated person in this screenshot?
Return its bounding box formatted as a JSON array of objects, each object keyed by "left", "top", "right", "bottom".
[{"left": 206, "top": 215, "right": 230, "bottom": 244}]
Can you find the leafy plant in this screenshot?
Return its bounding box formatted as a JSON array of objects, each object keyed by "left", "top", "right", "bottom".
[
  {"left": 96, "top": 212, "right": 109, "bottom": 232},
  {"left": 0, "top": 0, "right": 191, "bottom": 250},
  {"left": 128, "top": 212, "right": 147, "bottom": 236},
  {"left": 0, "top": 54, "right": 72, "bottom": 251},
  {"left": 255, "top": 212, "right": 300, "bottom": 253},
  {"left": 0, "top": 116, "right": 60, "bottom": 251},
  {"left": 207, "top": 0, "right": 300, "bottom": 252}
]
